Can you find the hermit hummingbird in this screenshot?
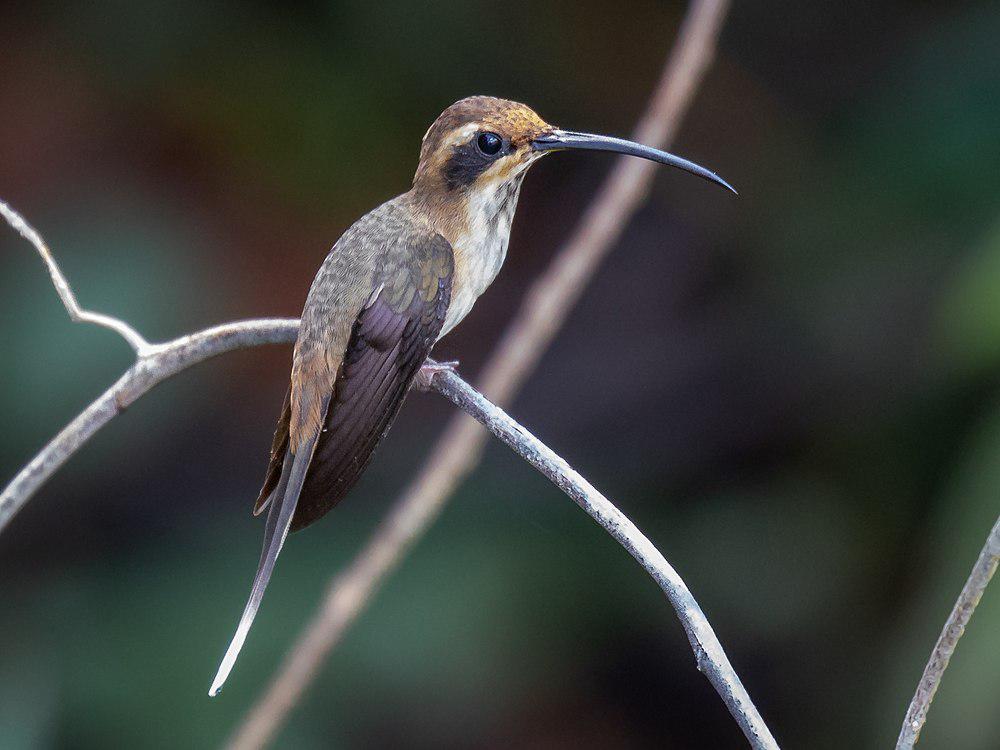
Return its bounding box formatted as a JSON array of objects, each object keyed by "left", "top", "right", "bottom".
[{"left": 210, "top": 95, "right": 734, "bottom": 695}]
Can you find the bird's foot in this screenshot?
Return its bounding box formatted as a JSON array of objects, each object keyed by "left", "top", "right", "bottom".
[{"left": 416, "top": 359, "right": 460, "bottom": 390}]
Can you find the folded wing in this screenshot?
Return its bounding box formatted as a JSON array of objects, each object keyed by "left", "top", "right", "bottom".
[{"left": 210, "top": 223, "right": 452, "bottom": 695}]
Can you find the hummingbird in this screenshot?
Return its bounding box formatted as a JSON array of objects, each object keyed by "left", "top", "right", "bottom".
[{"left": 210, "top": 95, "right": 734, "bottom": 695}]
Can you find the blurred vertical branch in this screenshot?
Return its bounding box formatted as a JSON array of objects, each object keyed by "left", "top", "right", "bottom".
[
  {"left": 896, "top": 515, "right": 1000, "bottom": 749},
  {"left": 228, "top": 0, "right": 736, "bottom": 747}
]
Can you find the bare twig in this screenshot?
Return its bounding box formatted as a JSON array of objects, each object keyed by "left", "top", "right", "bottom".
[
  {"left": 426, "top": 369, "right": 778, "bottom": 748},
  {"left": 0, "top": 200, "right": 154, "bottom": 355},
  {"left": 0, "top": 201, "right": 299, "bottom": 532},
  {"left": 231, "top": 0, "right": 734, "bottom": 746},
  {"left": 896, "top": 515, "right": 1000, "bottom": 749}
]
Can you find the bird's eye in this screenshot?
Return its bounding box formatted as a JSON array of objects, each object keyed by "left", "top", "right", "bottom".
[{"left": 477, "top": 132, "right": 503, "bottom": 156}]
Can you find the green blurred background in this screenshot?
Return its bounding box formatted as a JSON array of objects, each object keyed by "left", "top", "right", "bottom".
[{"left": 2, "top": 1, "right": 999, "bottom": 747}]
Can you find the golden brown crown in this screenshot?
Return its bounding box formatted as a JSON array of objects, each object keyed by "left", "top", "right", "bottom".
[{"left": 412, "top": 96, "right": 552, "bottom": 189}]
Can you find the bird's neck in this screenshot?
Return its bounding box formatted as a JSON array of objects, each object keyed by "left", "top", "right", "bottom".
[{"left": 407, "top": 177, "right": 525, "bottom": 337}]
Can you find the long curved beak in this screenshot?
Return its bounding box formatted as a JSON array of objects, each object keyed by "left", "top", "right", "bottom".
[{"left": 532, "top": 129, "right": 736, "bottom": 195}]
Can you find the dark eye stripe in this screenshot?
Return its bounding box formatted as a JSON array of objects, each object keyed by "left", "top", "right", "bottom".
[
  {"left": 443, "top": 147, "right": 488, "bottom": 190},
  {"left": 442, "top": 132, "right": 506, "bottom": 191}
]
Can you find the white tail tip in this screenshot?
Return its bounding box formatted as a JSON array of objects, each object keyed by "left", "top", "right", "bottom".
[{"left": 208, "top": 612, "right": 254, "bottom": 697}]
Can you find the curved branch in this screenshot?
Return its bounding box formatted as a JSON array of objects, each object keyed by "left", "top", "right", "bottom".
[
  {"left": 896, "top": 515, "right": 1000, "bottom": 749},
  {"left": 4, "top": 126, "right": 774, "bottom": 750},
  {"left": 231, "top": 0, "right": 735, "bottom": 746},
  {"left": 0, "top": 272, "right": 780, "bottom": 749},
  {"left": 427, "top": 369, "right": 778, "bottom": 748}
]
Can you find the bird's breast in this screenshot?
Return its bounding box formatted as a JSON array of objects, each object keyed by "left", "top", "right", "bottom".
[{"left": 439, "top": 180, "right": 522, "bottom": 338}]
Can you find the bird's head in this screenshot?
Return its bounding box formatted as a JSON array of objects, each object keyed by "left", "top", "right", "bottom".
[{"left": 411, "top": 95, "right": 735, "bottom": 201}]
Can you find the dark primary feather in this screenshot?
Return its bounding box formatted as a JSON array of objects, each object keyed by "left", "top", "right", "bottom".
[
  {"left": 254, "top": 387, "right": 290, "bottom": 516},
  {"left": 291, "top": 271, "right": 450, "bottom": 529}
]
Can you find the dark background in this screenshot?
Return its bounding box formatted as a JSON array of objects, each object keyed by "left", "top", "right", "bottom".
[{"left": 2, "top": 1, "right": 999, "bottom": 747}]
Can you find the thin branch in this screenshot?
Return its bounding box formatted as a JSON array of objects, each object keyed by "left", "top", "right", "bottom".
[
  {"left": 428, "top": 369, "right": 778, "bottom": 748},
  {"left": 0, "top": 200, "right": 153, "bottom": 355},
  {"left": 231, "top": 0, "right": 735, "bottom": 746},
  {"left": 896, "top": 515, "right": 1000, "bottom": 749},
  {"left": 0, "top": 316, "right": 298, "bottom": 532}
]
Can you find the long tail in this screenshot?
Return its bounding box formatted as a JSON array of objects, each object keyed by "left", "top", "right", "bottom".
[{"left": 209, "top": 437, "right": 316, "bottom": 696}]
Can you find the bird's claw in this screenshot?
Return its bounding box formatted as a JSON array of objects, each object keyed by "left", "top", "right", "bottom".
[{"left": 416, "top": 359, "right": 459, "bottom": 390}]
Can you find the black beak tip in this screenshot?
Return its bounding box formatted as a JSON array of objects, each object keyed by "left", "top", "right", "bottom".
[{"left": 717, "top": 176, "right": 739, "bottom": 196}]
